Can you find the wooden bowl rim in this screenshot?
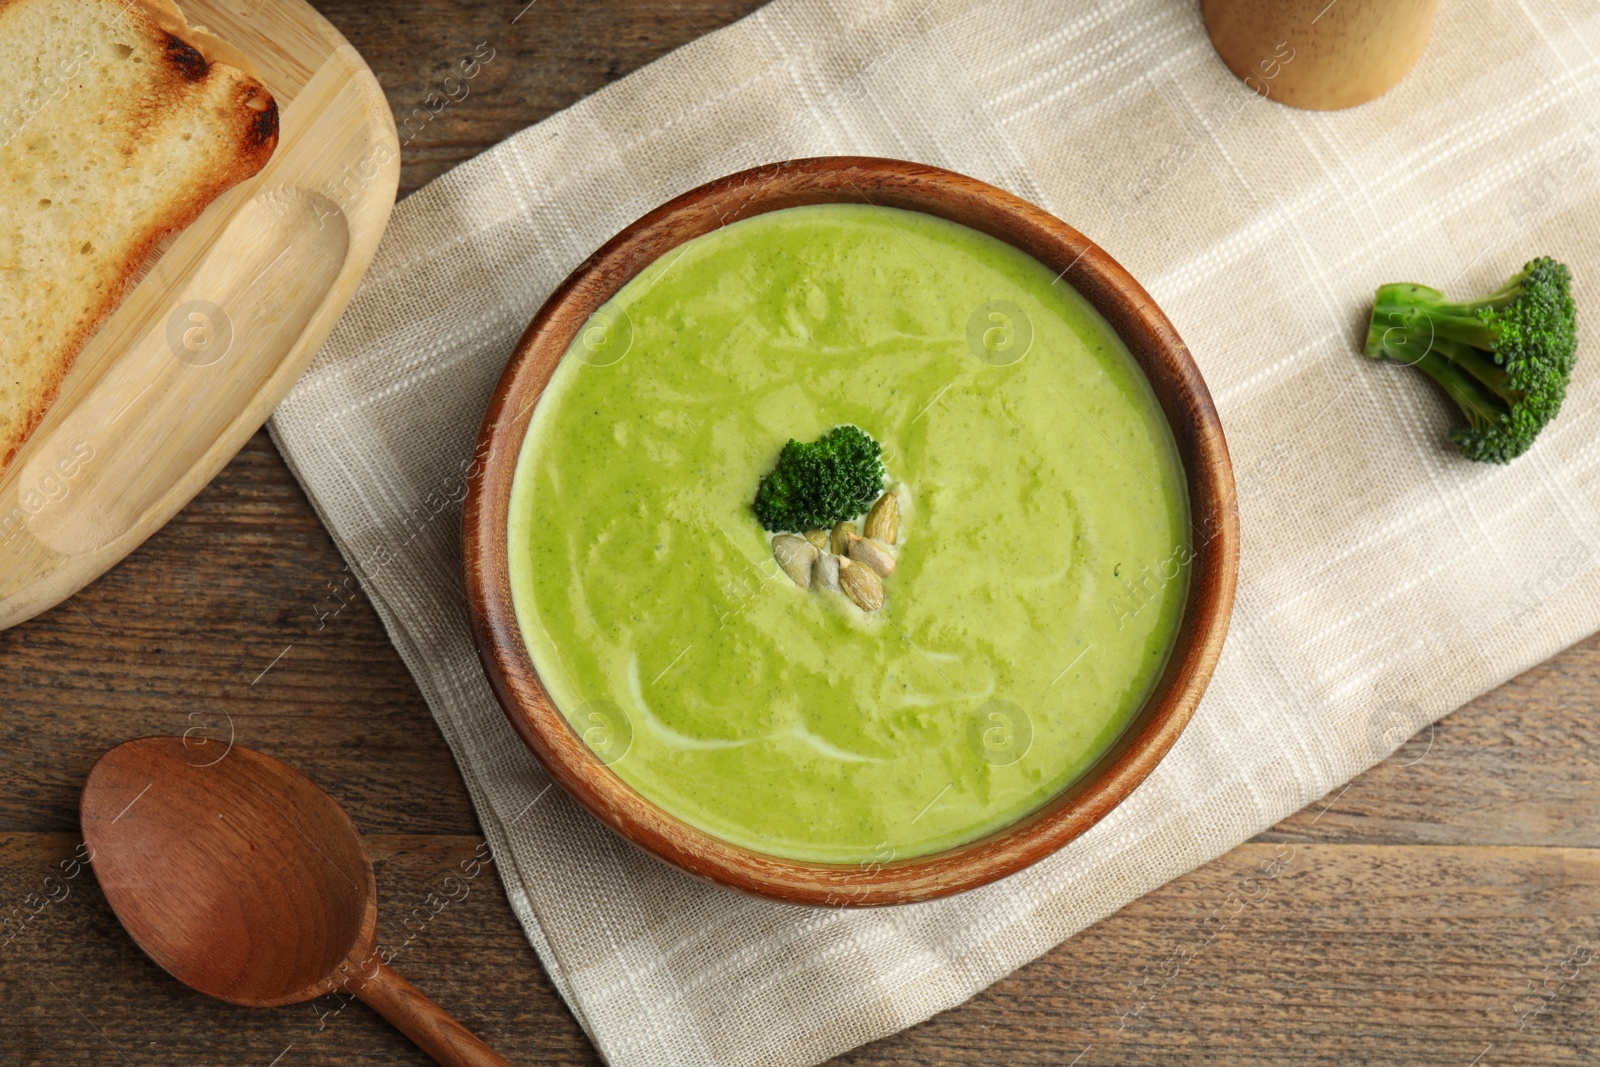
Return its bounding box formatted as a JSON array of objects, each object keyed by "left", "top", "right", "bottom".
[{"left": 463, "top": 156, "right": 1239, "bottom": 907}]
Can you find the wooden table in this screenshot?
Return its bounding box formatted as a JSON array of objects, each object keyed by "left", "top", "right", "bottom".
[{"left": 3, "top": 3, "right": 1596, "bottom": 1064}]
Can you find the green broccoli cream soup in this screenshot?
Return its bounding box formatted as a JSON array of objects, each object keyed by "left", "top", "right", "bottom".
[{"left": 508, "top": 203, "right": 1188, "bottom": 864}]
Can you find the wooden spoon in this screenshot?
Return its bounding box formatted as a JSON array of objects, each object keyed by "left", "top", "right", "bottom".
[{"left": 80, "top": 736, "right": 515, "bottom": 1066}]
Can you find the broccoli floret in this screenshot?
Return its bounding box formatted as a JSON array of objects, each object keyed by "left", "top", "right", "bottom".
[
  {"left": 753, "top": 425, "right": 885, "bottom": 532},
  {"left": 1363, "top": 257, "right": 1577, "bottom": 463}
]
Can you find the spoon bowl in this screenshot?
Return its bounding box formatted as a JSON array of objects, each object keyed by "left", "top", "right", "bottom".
[{"left": 82, "top": 737, "right": 513, "bottom": 1066}]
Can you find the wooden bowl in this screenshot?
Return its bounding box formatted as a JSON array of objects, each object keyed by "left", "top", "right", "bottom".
[{"left": 463, "top": 157, "right": 1238, "bottom": 907}]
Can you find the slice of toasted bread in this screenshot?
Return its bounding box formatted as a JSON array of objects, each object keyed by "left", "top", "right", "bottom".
[{"left": 0, "top": 0, "right": 278, "bottom": 477}]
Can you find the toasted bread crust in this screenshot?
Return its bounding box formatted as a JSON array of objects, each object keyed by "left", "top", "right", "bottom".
[
  {"left": 126, "top": 0, "right": 268, "bottom": 82},
  {"left": 0, "top": 0, "right": 279, "bottom": 476}
]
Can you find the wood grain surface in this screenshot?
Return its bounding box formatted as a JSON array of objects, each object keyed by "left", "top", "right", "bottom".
[{"left": 1, "top": 2, "right": 1596, "bottom": 1064}]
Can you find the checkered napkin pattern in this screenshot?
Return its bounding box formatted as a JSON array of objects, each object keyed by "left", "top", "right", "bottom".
[{"left": 270, "top": 1, "right": 1600, "bottom": 1063}]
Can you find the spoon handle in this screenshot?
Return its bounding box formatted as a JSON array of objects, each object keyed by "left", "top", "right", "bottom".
[{"left": 353, "top": 962, "right": 516, "bottom": 1067}]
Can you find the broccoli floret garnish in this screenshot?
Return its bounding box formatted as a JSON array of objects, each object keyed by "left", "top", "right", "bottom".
[
  {"left": 1363, "top": 257, "right": 1577, "bottom": 464},
  {"left": 753, "top": 425, "right": 885, "bottom": 532}
]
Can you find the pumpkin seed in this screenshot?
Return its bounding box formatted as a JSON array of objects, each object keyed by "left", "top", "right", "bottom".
[
  {"left": 845, "top": 533, "right": 896, "bottom": 577},
  {"left": 829, "top": 521, "right": 856, "bottom": 556},
  {"left": 838, "top": 557, "right": 885, "bottom": 612},
  {"left": 863, "top": 492, "right": 900, "bottom": 544},
  {"left": 772, "top": 534, "right": 817, "bottom": 589},
  {"left": 812, "top": 550, "right": 841, "bottom": 591}
]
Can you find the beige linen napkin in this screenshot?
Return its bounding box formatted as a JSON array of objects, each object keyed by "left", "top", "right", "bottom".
[{"left": 269, "top": 1, "right": 1600, "bottom": 1063}]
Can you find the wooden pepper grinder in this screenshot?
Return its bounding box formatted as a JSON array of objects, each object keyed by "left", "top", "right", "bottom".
[{"left": 1202, "top": 0, "right": 1441, "bottom": 110}]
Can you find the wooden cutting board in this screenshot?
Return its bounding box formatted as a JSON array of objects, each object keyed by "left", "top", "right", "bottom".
[{"left": 0, "top": 0, "right": 398, "bottom": 629}]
